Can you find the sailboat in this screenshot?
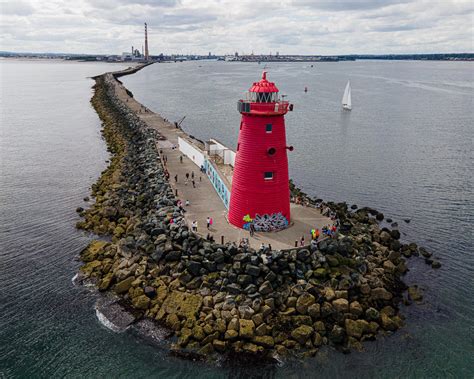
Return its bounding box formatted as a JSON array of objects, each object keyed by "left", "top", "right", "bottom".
[{"left": 342, "top": 80, "right": 352, "bottom": 111}]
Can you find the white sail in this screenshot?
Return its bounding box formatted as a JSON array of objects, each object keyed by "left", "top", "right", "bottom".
[{"left": 342, "top": 80, "right": 352, "bottom": 110}]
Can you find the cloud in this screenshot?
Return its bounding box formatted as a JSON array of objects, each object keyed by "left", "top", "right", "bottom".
[
  {"left": 291, "top": 0, "right": 413, "bottom": 11},
  {"left": 0, "top": 0, "right": 34, "bottom": 16},
  {"left": 0, "top": 0, "right": 472, "bottom": 54}
]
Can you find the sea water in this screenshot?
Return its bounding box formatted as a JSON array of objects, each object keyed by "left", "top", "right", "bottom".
[{"left": 1, "top": 59, "right": 473, "bottom": 378}]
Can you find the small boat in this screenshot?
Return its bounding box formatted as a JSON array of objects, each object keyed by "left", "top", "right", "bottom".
[{"left": 342, "top": 80, "right": 352, "bottom": 111}]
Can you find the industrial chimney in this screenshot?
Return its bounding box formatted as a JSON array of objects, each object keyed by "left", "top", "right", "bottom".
[{"left": 144, "top": 22, "right": 149, "bottom": 61}]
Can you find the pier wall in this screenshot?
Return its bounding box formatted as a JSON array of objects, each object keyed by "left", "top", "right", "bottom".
[{"left": 178, "top": 136, "right": 205, "bottom": 168}]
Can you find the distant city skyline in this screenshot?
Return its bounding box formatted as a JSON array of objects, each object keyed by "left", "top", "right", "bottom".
[{"left": 1, "top": 0, "right": 473, "bottom": 55}]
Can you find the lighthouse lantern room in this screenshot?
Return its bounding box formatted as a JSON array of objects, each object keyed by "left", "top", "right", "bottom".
[{"left": 228, "top": 72, "right": 293, "bottom": 232}]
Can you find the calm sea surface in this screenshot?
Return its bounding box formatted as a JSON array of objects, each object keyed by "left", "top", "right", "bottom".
[{"left": 1, "top": 59, "right": 473, "bottom": 378}]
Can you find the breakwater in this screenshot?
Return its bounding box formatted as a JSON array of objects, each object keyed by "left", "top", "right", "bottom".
[{"left": 76, "top": 65, "right": 441, "bottom": 360}]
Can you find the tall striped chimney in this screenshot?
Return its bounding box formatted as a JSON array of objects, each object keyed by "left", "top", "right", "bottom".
[{"left": 144, "top": 22, "right": 149, "bottom": 61}]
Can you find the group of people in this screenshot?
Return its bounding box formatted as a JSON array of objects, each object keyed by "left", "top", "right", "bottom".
[
  {"left": 190, "top": 216, "right": 214, "bottom": 233},
  {"left": 176, "top": 199, "right": 190, "bottom": 211},
  {"left": 294, "top": 222, "right": 339, "bottom": 248},
  {"left": 184, "top": 171, "right": 201, "bottom": 188}
]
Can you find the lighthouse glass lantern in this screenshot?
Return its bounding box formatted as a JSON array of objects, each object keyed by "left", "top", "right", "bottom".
[{"left": 228, "top": 72, "right": 293, "bottom": 232}]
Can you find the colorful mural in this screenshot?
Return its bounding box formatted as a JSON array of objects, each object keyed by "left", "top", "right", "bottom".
[
  {"left": 204, "top": 159, "right": 230, "bottom": 209},
  {"left": 242, "top": 212, "right": 289, "bottom": 232}
]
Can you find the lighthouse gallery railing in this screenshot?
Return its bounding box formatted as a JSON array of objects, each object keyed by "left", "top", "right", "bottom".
[{"left": 237, "top": 100, "right": 290, "bottom": 115}]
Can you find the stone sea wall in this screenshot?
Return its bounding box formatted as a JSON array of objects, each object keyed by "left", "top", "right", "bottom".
[{"left": 76, "top": 68, "right": 440, "bottom": 360}]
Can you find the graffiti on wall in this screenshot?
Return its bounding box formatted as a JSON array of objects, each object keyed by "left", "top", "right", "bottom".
[
  {"left": 204, "top": 159, "right": 230, "bottom": 209},
  {"left": 242, "top": 212, "right": 289, "bottom": 232}
]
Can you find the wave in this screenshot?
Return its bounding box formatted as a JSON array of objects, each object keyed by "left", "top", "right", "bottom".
[{"left": 95, "top": 305, "right": 126, "bottom": 333}]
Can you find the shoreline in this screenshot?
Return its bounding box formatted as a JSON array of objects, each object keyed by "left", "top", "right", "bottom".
[{"left": 75, "top": 64, "right": 441, "bottom": 360}]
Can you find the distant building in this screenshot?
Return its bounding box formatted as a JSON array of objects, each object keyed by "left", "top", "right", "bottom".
[{"left": 121, "top": 52, "right": 132, "bottom": 61}]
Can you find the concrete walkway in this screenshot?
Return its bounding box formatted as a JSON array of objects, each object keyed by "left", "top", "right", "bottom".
[{"left": 111, "top": 74, "right": 332, "bottom": 250}]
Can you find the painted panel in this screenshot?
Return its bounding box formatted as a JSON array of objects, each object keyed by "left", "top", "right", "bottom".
[{"left": 204, "top": 159, "right": 230, "bottom": 209}]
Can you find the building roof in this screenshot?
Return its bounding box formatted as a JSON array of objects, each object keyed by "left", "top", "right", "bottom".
[{"left": 248, "top": 71, "right": 279, "bottom": 93}]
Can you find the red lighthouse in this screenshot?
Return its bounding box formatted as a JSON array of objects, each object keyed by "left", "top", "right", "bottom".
[{"left": 228, "top": 72, "right": 293, "bottom": 231}]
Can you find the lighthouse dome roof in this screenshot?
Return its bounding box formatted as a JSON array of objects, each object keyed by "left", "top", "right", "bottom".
[{"left": 249, "top": 71, "right": 279, "bottom": 93}]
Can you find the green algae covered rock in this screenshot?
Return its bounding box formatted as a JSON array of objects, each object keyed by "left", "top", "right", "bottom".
[
  {"left": 81, "top": 240, "right": 108, "bottom": 262},
  {"left": 132, "top": 294, "right": 150, "bottom": 310},
  {"left": 291, "top": 325, "right": 314, "bottom": 344},
  {"left": 156, "top": 290, "right": 202, "bottom": 322},
  {"left": 114, "top": 276, "right": 135, "bottom": 294},
  {"left": 80, "top": 260, "right": 102, "bottom": 277}
]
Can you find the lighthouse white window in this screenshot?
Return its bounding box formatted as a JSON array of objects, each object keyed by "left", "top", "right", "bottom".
[
  {"left": 264, "top": 171, "right": 274, "bottom": 180},
  {"left": 266, "top": 124, "right": 272, "bottom": 133}
]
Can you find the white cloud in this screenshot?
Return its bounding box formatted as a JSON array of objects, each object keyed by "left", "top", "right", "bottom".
[{"left": 0, "top": 0, "right": 472, "bottom": 54}]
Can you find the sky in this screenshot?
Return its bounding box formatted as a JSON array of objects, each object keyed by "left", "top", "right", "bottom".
[{"left": 0, "top": 0, "right": 473, "bottom": 55}]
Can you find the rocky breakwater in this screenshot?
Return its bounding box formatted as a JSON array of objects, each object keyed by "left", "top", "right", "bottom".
[{"left": 76, "top": 70, "right": 439, "bottom": 360}]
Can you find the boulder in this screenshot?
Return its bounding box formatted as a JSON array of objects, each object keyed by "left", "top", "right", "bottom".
[
  {"left": 245, "top": 265, "right": 261, "bottom": 277},
  {"left": 297, "top": 249, "right": 311, "bottom": 261},
  {"left": 321, "top": 302, "right": 334, "bottom": 318},
  {"left": 224, "top": 330, "right": 238, "bottom": 340},
  {"left": 144, "top": 286, "right": 156, "bottom": 298},
  {"left": 259, "top": 281, "right": 273, "bottom": 295},
  {"left": 114, "top": 276, "right": 135, "bottom": 294},
  {"left": 227, "top": 318, "right": 240, "bottom": 331},
  {"left": 132, "top": 294, "right": 150, "bottom": 310},
  {"left": 291, "top": 325, "right": 314, "bottom": 344},
  {"left": 329, "top": 325, "right": 345, "bottom": 344},
  {"left": 379, "top": 231, "right": 391, "bottom": 244},
  {"left": 156, "top": 291, "right": 202, "bottom": 321},
  {"left": 371, "top": 287, "right": 393, "bottom": 301},
  {"left": 381, "top": 313, "right": 397, "bottom": 331},
  {"left": 408, "top": 286, "right": 423, "bottom": 302},
  {"left": 332, "top": 298, "right": 349, "bottom": 313},
  {"left": 253, "top": 335, "right": 275, "bottom": 348},
  {"left": 365, "top": 307, "right": 380, "bottom": 320},
  {"left": 212, "top": 339, "right": 226, "bottom": 352},
  {"left": 345, "top": 319, "right": 369, "bottom": 339},
  {"left": 242, "top": 343, "right": 260, "bottom": 354},
  {"left": 186, "top": 261, "right": 202, "bottom": 276},
  {"left": 192, "top": 325, "right": 206, "bottom": 341},
  {"left": 307, "top": 303, "right": 321, "bottom": 319},
  {"left": 296, "top": 292, "right": 316, "bottom": 315},
  {"left": 98, "top": 272, "right": 114, "bottom": 291},
  {"left": 239, "top": 319, "right": 255, "bottom": 339},
  {"left": 349, "top": 301, "right": 363, "bottom": 317},
  {"left": 237, "top": 275, "right": 253, "bottom": 286},
  {"left": 81, "top": 240, "right": 108, "bottom": 262},
  {"left": 383, "top": 260, "right": 396, "bottom": 273},
  {"left": 326, "top": 255, "right": 339, "bottom": 267},
  {"left": 165, "top": 251, "right": 181, "bottom": 261},
  {"left": 313, "top": 332, "right": 323, "bottom": 347}
]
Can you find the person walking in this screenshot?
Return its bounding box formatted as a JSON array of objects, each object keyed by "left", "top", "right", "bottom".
[
  {"left": 191, "top": 171, "right": 195, "bottom": 179},
  {"left": 180, "top": 155, "right": 183, "bottom": 164},
  {"left": 192, "top": 179, "right": 196, "bottom": 188},
  {"left": 174, "top": 174, "right": 178, "bottom": 183},
  {"left": 300, "top": 235, "right": 305, "bottom": 247},
  {"left": 209, "top": 217, "right": 213, "bottom": 229},
  {"left": 186, "top": 173, "right": 190, "bottom": 180},
  {"left": 249, "top": 222, "right": 255, "bottom": 237},
  {"left": 206, "top": 217, "right": 211, "bottom": 229}
]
